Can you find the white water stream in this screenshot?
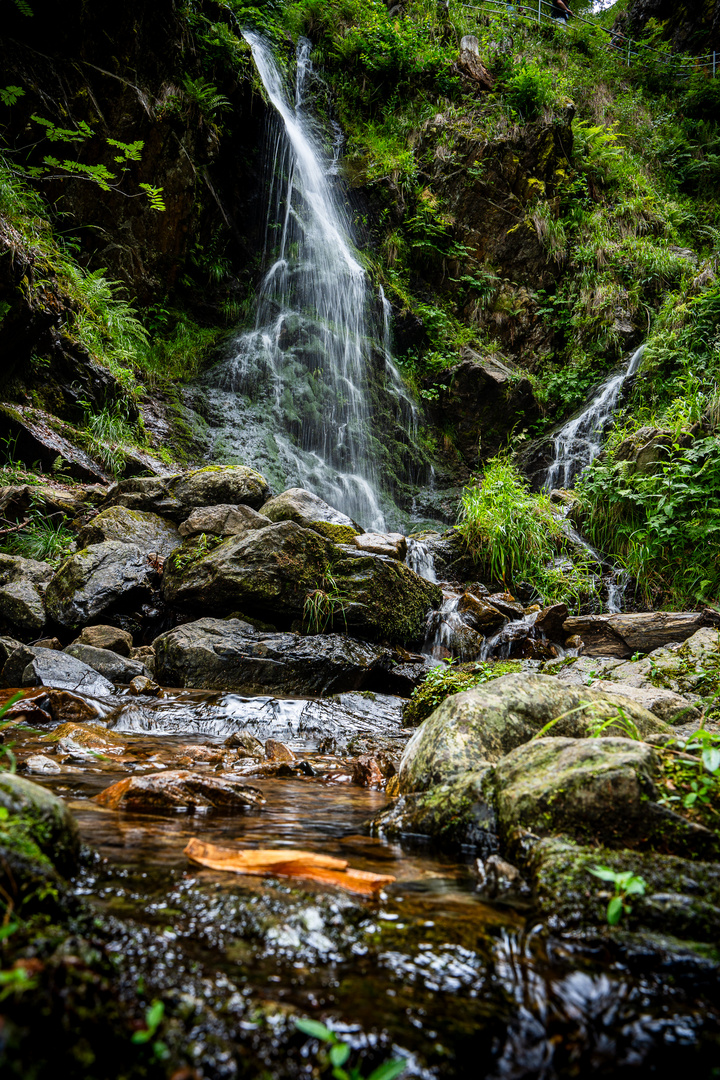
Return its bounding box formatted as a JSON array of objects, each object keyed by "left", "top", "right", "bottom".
[{"left": 200, "top": 34, "right": 419, "bottom": 530}]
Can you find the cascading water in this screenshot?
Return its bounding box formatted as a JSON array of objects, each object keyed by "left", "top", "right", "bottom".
[
  {"left": 198, "top": 33, "right": 421, "bottom": 530},
  {"left": 543, "top": 343, "right": 646, "bottom": 613},
  {"left": 544, "top": 344, "right": 646, "bottom": 491}
]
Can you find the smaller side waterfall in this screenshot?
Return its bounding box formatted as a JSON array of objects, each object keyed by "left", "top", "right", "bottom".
[
  {"left": 405, "top": 538, "right": 438, "bottom": 583},
  {"left": 544, "top": 344, "right": 645, "bottom": 490}
]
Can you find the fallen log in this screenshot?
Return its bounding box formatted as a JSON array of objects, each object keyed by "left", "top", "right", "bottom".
[{"left": 183, "top": 837, "right": 396, "bottom": 897}]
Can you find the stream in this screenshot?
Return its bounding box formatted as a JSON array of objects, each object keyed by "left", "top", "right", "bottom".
[{"left": 9, "top": 688, "right": 720, "bottom": 1077}]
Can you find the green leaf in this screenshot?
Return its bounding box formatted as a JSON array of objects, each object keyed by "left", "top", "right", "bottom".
[
  {"left": 366, "top": 1059, "right": 408, "bottom": 1080},
  {"left": 145, "top": 1000, "right": 164, "bottom": 1030},
  {"left": 702, "top": 747, "right": 720, "bottom": 773},
  {"left": 295, "top": 1017, "right": 334, "bottom": 1042},
  {"left": 607, "top": 896, "right": 624, "bottom": 925},
  {"left": 588, "top": 864, "right": 618, "bottom": 883},
  {"left": 330, "top": 1043, "right": 351, "bottom": 1067},
  {"left": 624, "top": 878, "right": 646, "bottom": 897}
]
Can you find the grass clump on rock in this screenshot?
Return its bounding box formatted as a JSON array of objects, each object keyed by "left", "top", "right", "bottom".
[
  {"left": 456, "top": 457, "right": 596, "bottom": 605},
  {"left": 403, "top": 658, "right": 522, "bottom": 727}
]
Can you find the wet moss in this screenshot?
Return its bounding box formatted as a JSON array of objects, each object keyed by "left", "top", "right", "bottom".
[
  {"left": 403, "top": 660, "right": 524, "bottom": 728},
  {"left": 309, "top": 520, "right": 360, "bottom": 544}
]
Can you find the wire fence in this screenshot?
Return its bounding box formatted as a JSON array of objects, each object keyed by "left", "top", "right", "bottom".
[{"left": 457, "top": 0, "right": 719, "bottom": 79}]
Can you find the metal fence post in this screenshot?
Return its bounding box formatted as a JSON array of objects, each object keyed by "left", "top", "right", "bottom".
[
  {"left": 714, "top": 51, "right": 717, "bottom": 78},
  {"left": 538, "top": 0, "right": 542, "bottom": 24},
  {"left": 627, "top": 36, "right": 631, "bottom": 66}
]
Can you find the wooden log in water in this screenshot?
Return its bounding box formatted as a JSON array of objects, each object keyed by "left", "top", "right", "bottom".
[{"left": 183, "top": 838, "right": 395, "bottom": 897}]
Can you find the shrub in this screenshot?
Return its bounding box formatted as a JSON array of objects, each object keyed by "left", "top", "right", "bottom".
[{"left": 402, "top": 659, "right": 523, "bottom": 728}]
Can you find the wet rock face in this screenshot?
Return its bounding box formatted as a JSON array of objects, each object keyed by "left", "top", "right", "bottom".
[
  {"left": 152, "top": 617, "right": 395, "bottom": 696},
  {"left": 93, "top": 770, "right": 265, "bottom": 812},
  {"left": 105, "top": 467, "right": 271, "bottom": 522},
  {"left": 428, "top": 351, "right": 540, "bottom": 469},
  {"left": 563, "top": 611, "right": 716, "bottom": 658},
  {"left": 162, "top": 520, "right": 441, "bottom": 642},
  {"left": 45, "top": 541, "right": 158, "bottom": 629},
  {"left": 1, "top": 644, "right": 114, "bottom": 696},
  {"left": 260, "top": 487, "right": 361, "bottom": 542},
  {"left": 64, "top": 643, "right": 150, "bottom": 684},
  {"left": 397, "top": 673, "right": 670, "bottom": 795},
  {"left": 178, "top": 504, "right": 271, "bottom": 539},
  {"left": 0, "top": 554, "right": 53, "bottom": 635},
  {"left": 0, "top": 772, "right": 79, "bottom": 875},
  {"left": 78, "top": 506, "right": 181, "bottom": 558},
  {"left": 374, "top": 769, "right": 498, "bottom": 853}
]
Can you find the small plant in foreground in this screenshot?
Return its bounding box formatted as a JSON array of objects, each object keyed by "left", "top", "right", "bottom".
[
  {"left": 588, "top": 865, "right": 647, "bottom": 925},
  {"left": 303, "top": 569, "right": 350, "bottom": 634},
  {"left": 295, "top": 1017, "right": 406, "bottom": 1080},
  {"left": 132, "top": 998, "right": 169, "bottom": 1061}
]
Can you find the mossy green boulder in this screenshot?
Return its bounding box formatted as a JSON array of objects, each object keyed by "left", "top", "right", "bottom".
[
  {"left": 162, "top": 520, "right": 440, "bottom": 642},
  {"left": 105, "top": 465, "right": 271, "bottom": 522},
  {"left": 78, "top": 505, "right": 181, "bottom": 558},
  {"left": 45, "top": 540, "right": 158, "bottom": 628},
  {"left": 260, "top": 487, "right": 361, "bottom": 543}
]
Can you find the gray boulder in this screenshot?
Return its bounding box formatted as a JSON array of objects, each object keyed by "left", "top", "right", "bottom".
[
  {"left": 260, "top": 487, "right": 360, "bottom": 542},
  {"left": 78, "top": 506, "right": 181, "bottom": 557},
  {"left": 1, "top": 644, "right": 114, "bottom": 696},
  {"left": 162, "top": 520, "right": 441, "bottom": 642},
  {"left": 152, "top": 617, "right": 398, "bottom": 696},
  {"left": 178, "top": 504, "right": 271, "bottom": 538},
  {"left": 0, "top": 554, "right": 53, "bottom": 634},
  {"left": 64, "top": 643, "right": 150, "bottom": 684},
  {"left": 353, "top": 532, "right": 407, "bottom": 560},
  {"left": 105, "top": 466, "right": 270, "bottom": 522},
  {"left": 45, "top": 541, "right": 158, "bottom": 629}
]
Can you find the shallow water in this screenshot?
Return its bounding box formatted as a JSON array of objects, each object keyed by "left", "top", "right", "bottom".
[{"left": 11, "top": 688, "right": 720, "bottom": 1077}]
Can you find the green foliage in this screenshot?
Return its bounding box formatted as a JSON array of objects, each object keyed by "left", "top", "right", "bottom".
[
  {"left": 0, "top": 85, "right": 25, "bottom": 107},
  {"left": 658, "top": 725, "right": 720, "bottom": 830},
  {"left": 588, "top": 865, "right": 647, "bottom": 926},
  {"left": 403, "top": 659, "right": 523, "bottom": 727},
  {"left": 503, "top": 62, "right": 556, "bottom": 121},
  {"left": 295, "top": 1017, "right": 406, "bottom": 1080},
  {"left": 303, "top": 569, "right": 350, "bottom": 634},
  {"left": 131, "top": 998, "right": 169, "bottom": 1061},
  {"left": 457, "top": 458, "right": 596, "bottom": 605},
  {"left": 181, "top": 76, "right": 231, "bottom": 121},
  {"left": 81, "top": 402, "right": 136, "bottom": 478}
]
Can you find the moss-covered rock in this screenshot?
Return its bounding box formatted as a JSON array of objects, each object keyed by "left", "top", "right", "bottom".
[
  {"left": 260, "top": 487, "right": 361, "bottom": 540},
  {"left": 0, "top": 773, "right": 79, "bottom": 878},
  {"left": 105, "top": 466, "right": 271, "bottom": 522},
  {"left": 372, "top": 768, "right": 498, "bottom": 853},
  {"left": 162, "top": 520, "right": 440, "bottom": 642},
  {"left": 0, "top": 554, "right": 53, "bottom": 636},
  {"left": 397, "top": 673, "right": 671, "bottom": 795},
  {"left": 78, "top": 506, "right": 181, "bottom": 558},
  {"left": 496, "top": 736, "right": 720, "bottom": 858}
]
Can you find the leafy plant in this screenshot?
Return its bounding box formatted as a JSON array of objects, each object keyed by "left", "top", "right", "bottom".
[
  {"left": 295, "top": 1017, "right": 406, "bottom": 1080},
  {"left": 588, "top": 864, "right": 647, "bottom": 925},
  {"left": 132, "top": 998, "right": 169, "bottom": 1061},
  {"left": 403, "top": 659, "right": 522, "bottom": 727}
]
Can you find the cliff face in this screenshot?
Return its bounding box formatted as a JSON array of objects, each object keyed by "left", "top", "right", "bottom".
[{"left": 619, "top": 0, "right": 720, "bottom": 52}]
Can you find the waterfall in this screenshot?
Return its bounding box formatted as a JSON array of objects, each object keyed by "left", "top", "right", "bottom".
[
  {"left": 198, "top": 33, "right": 421, "bottom": 531},
  {"left": 544, "top": 344, "right": 645, "bottom": 491}
]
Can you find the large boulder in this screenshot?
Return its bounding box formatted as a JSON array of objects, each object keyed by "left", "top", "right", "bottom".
[
  {"left": 562, "top": 611, "right": 715, "bottom": 658},
  {"left": 162, "top": 521, "right": 441, "bottom": 642},
  {"left": 0, "top": 554, "right": 53, "bottom": 635},
  {"left": 260, "top": 487, "right": 361, "bottom": 543},
  {"left": 78, "top": 506, "right": 181, "bottom": 557},
  {"left": 64, "top": 643, "right": 150, "bottom": 684},
  {"left": 396, "top": 673, "right": 670, "bottom": 795},
  {"left": 152, "top": 617, "right": 397, "bottom": 696},
  {"left": 45, "top": 541, "right": 158, "bottom": 629},
  {"left": 104, "top": 466, "right": 270, "bottom": 522},
  {"left": 178, "top": 504, "right": 271, "bottom": 538},
  {"left": 495, "top": 736, "right": 720, "bottom": 859},
  {"left": 1, "top": 644, "right": 114, "bottom": 696}
]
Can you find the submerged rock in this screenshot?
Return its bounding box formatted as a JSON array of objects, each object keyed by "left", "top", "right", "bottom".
[
  {"left": 78, "top": 505, "right": 181, "bottom": 557},
  {"left": 1, "top": 644, "right": 114, "bottom": 696},
  {"left": 94, "top": 770, "right": 265, "bottom": 812},
  {"left": 152, "top": 617, "right": 394, "bottom": 696},
  {"left": 0, "top": 554, "right": 53, "bottom": 635},
  {"left": 45, "top": 541, "right": 158, "bottom": 628},
  {"left": 105, "top": 466, "right": 270, "bottom": 521}
]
